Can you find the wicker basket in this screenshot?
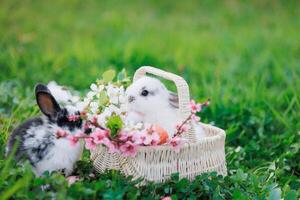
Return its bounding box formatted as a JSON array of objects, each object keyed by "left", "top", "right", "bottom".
[{"left": 91, "top": 66, "right": 227, "bottom": 182}]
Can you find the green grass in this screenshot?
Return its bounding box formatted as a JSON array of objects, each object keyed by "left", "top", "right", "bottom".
[{"left": 0, "top": 0, "right": 299, "bottom": 199}]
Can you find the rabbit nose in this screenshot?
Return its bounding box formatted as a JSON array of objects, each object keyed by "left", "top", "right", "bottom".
[{"left": 128, "top": 96, "right": 135, "bottom": 103}]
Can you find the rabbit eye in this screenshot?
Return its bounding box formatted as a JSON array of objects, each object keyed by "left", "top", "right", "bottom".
[{"left": 141, "top": 89, "right": 149, "bottom": 97}]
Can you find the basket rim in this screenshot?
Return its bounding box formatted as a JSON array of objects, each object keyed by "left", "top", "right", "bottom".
[{"left": 91, "top": 123, "right": 225, "bottom": 155}]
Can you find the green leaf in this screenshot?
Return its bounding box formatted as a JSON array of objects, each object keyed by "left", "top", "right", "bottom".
[
  {"left": 98, "top": 91, "right": 109, "bottom": 106},
  {"left": 117, "top": 68, "right": 127, "bottom": 81},
  {"left": 176, "top": 178, "right": 189, "bottom": 192},
  {"left": 102, "top": 69, "right": 116, "bottom": 83},
  {"left": 232, "top": 169, "right": 248, "bottom": 182},
  {"left": 232, "top": 189, "right": 248, "bottom": 200},
  {"left": 117, "top": 69, "right": 131, "bottom": 87},
  {"left": 106, "top": 115, "right": 123, "bottom": 139},
  {"left": 284, "top": 190, "right": 297, "bottom": 200}
]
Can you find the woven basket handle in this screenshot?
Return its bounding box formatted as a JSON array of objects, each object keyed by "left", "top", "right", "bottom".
[{"left": 133, "top": 66, "right": 191, "bottom": 120}]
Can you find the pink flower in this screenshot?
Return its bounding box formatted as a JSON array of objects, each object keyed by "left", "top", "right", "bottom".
[
  {"left": 142, "top": 131, "right": 160, "bottom": 146},
  {"left": 85, "top": 137, "right": 96, "bottom": 150},
  {"left": 68, "top": 135, "right": 79, "bottom": 146},
  {"left": 168, "top": 136, "right": 184, "bottom": 152},
  {"left": 191, "top": 114, "right": 200, "bottom": 122},
  {"left": 119, "top": 141, "right": 138, "bottom": 157},
  {"left": 162, "top": 197, "right": 172, "bottom": 200},
  {"left": 102, "top": 138, "right": 119, "bottom": 153},
  {"left": 80, "top": 111, "right": 87, "bottom": 117},
  {"left": 66, "top": 175, "right": 80, "bottom": 186},
  {"left": 190, "top": 100, "right": 202, "bottom": 113},
  {"left": 118, "top": 131, "right": 132, "bottom": 142},
  {"left": 132, "top": 132, "right": 144, "bottom": 145},
  {"left": 204, "top": 99, "right": 210, "bottom": 107},
  {"left": 75, "top": 132, "right": 86, "bottom": 137},
  {"left": 56, "top": 130, "right": 68, "bottom": 138},
  {"left": 68, "top": 114, "right": 80, "bottom": 122},
  {"left": 175, "top": 124, "right": 190, "bottom": 133},
  {"left": 83, "top": 121, "right": 92, "bottom": 132},
  {"left": 91, "top": 115, "right": 98, "bottom": 125},
  {"left": 90, "top": 128, "right": 109, "bottom": 144}
]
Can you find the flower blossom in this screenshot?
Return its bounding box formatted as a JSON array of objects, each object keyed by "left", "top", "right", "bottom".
[
  {"left": 106, "top": 83, "right": 121, "bottom": 104},
  {"left": 90, "top": 83, "right": 104, "bottom": 93},
  {"left": 68, "top": 135, "right": 79, "bottom": 146},
  {"left": 131, "top": 132, "right": 144, "bottom": 145},
  {"left": 119, "top": 141, "right": 138, "bottom": 157},
  {"left": 91, "top": 115, "right": 98, "bottom": 125},
  {"left": 102, "top": 138, "right": 119, "bottom": 153},
  {"left": 86, "top": 91, "right": 96, "bottom": 101},
  {"left": 142, "top": 131, "right": 160, "bottom": 146},
  {"left": 189, "top": 100, "right": 202, "bottom": 113},
  {"left": 175, "top": 124, "right": 190, "bottom": 133},
  {"left": 89, "top": 101, "right": 99, "bottom": 113},
  {"left": 56, "top": 130, "right": 68, "bottom": 138},
  {"left": 119, "top": 131, "right": 133, "bottom": 142},
  {"left": 90, "top": 128, "right": 109, "bottom": 144},
  {"left": 96, "top": 108, "right": 112, "bottom": 125},
  {"left": 85, "top": 138, "right": 97, "bottom": 150},
  {"left": 168, "top": 136, "right": 184, "bottom": 152},
  {"left": 88, "top": 83, "right": 105, "bottom": 100},
  {"left": 191, "top": 114, "right": 200, "bottom": 122}
]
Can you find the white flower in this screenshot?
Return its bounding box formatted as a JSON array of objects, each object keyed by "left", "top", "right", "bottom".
[
  {"left": 107, "top": 104, "right": 121, "bottom": 115},
  {"left": 87, "top": 91, "right": 96, "bottom": 100},
  {"left": 87, "top": 113, "right": 95, "bottom": 121},
  {"left": 96, "top": 107, "right": 113, "bottom": 126},
  {"left": 97, "top": 114, "right": 107, "bottom": 126},
  {"left": 90, "top": 83, "right": 98, "bottom": 91},
  {"left": 119, "top": 85, "right": 125, "bottom": 94},
  {"left": 119, "top": 103, "right": 127, "bottom": 113},
  {"left": 102, "top": 107, "right": 112, "bottom": 117},
  {"left": 90, "top": 101, "right": 99, "bottom": 113},
  {"left": 119, "top": 93, "right": 127, "bottom": 104},
  {"left": 110, "top": 95, "right": 119, "bottom": 105},
  {"left": 91, "top": 83, "right": 105, "bottom": 93},
  {"left": 106, "top": 83, "right": 123, "bottom": 105},
  {"left": 123, "top": 121, "right": 144, "bottom": 132},
  {"left": 135, "top": 122, "right": 144, "bottom": 130}
]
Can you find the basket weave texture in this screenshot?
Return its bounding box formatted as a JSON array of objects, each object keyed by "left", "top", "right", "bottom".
[{"left": 91, "top": 66, "right": 227, "bottom": 182}]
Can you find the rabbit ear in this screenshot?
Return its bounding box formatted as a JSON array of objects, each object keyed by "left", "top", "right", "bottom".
[
  {"left": 35, "top": 84, "right": 61, "bottom": 118},
  {"left": 169, "top": 91, "right": 179, "bottom": 108}
]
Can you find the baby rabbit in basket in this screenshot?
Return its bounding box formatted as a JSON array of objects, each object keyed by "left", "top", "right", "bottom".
[
  {"left": 6, "top": 84, "right": 83, "bottom": 176},
  {"left": 126, "top": 76, "right": 206, "bottom": 139}
]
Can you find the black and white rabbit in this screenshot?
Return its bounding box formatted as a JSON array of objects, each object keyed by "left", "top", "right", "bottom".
[
  {"left": 6, "top": 84, "right": 84, "bottom": 176},
  {"left": 125, "top": 76, "right": 206, "bottom": 139}
]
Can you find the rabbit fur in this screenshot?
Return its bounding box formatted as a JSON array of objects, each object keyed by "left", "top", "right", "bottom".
[
  {"left": 125, "top": 76, "right": 206, "bottom": 139},
  {"left": 6, "top": 84, "right": 84, "bottom": 176}
]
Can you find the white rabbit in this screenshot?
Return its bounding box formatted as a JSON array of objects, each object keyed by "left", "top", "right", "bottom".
[{"left": 125, "top": 76, "right": 206, "bottom": 139}]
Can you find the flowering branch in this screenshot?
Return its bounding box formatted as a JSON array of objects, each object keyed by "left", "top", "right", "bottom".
[{"left": 174, "top": 99, "right": 210, "bottom": 137}]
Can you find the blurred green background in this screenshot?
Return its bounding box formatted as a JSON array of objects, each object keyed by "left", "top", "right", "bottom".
[{"left": 0, "top": 0, "right": 299, "bottom": 198}]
